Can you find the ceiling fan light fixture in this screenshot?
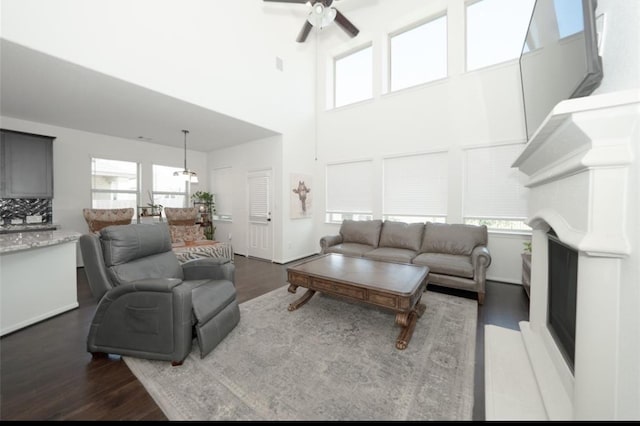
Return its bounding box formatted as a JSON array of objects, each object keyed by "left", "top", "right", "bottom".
[
  {"left": 173, "top": 129, "right": 198, "bottom": 183},
  {"left": 307, "top": 4, "right": 336, "bottom": 29}
]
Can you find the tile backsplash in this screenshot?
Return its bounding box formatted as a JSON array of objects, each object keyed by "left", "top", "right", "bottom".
[{"left": 0, "top": 198, "right": 52, "bottom": 224}]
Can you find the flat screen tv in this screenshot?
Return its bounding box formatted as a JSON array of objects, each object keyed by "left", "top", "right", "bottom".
[{"left": 519, "top": 0, "right": 603, "bottom": 141}]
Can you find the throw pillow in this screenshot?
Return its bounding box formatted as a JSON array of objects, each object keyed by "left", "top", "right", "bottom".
[{"left": 169, "top": 225, "right": 206, "bottom": 243}]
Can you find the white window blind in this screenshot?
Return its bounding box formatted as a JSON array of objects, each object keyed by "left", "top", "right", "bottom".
[
  {"left": 326, "top": 160, "right": 374, "bottom": 214},
  {"left": 464, "top": 144, "right": 528, "bottom": 219},
  {"left": 383, "top": 152, "right": 448, "bottom": 216},
  {"left": 249, "top": 174, "right": 269, "bottom": 222},
  {"left": 211, "top": 167, "right": 232, "bottom": 219}
]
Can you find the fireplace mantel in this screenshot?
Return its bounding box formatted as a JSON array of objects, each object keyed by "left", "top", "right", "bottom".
[{"left": 508, "top": 89, "right": 640, "bottom": 420}]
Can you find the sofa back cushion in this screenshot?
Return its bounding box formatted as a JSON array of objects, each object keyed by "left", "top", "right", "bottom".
[
  {"left": 421, "top": 223, "right": 488, "bottom": 256},
  {"left": 340, "top": 219, "right": 382, "bottom": 247},
  {"left": 378, "top": 221, "right": 424, "bottom": 251}
]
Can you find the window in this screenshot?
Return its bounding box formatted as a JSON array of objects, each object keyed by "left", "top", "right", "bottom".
[
  {"left": 554, "top": 0, "right": 584, "bottom": 39},
  {"left": 463, "top": 144, "right": 530, "bottom": 232},
  {"left": 334, "top": 44, "right": 373, "bottom": 108},
  {"left": 466, "top": 0, "right": 536, "bottom": 71},
  {"left": 152, "top": 164, "right": 188, "bottom": 208},
  {"left": 211, "top": 167, "right": 233, "bottom": 221},
  {"left": 383, "top": 152, "right": 448, "bottom": 224},
  {"left": 389, "top": 14, "right": 448, "bottom": 92},
  {"left": 90, "top": 158, "right": 138, "bottom": 210},
  {"left": 325, "top": 160, "right": 374, "bottom": 223}
]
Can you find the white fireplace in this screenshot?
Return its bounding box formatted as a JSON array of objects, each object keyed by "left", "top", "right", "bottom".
[{"left": 510, "top": 89, "right": 640, "bottom": 420}]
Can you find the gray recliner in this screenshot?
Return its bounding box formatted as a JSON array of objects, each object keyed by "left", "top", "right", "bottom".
[{"left": 79, "top": 222, "right": 240, "bottom": 365}]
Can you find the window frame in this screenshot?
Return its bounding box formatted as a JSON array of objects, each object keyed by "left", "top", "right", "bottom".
[
  {"left": 151, "top": 164, "right": 188, "bottom": 209},
  {"left": 465, "top": 0, "right": 536, "bottom": 72},
  {"left": 90, "top": 157, "right": 140, "bottom": 212},
  {"left": 387, "top": 12, "right": 449, "bottom": 93},
  {"left": 333, "top": 42, "right": 374, "bottom": 109}
]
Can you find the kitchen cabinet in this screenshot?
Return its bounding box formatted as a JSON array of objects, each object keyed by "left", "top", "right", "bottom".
[{"left": 1, "top": 129, "right": 54, "bottom": 198}]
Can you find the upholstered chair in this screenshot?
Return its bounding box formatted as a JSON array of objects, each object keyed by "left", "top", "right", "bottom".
[
  {"left": 82, "top": 208, "right": 134, "bottom": 234},
  {"left": 79, "top": 222, "right": 240, "bottom": 365}
]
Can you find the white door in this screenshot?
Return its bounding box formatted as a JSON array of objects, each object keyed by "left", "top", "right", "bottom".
[{"left": 247, "top": 169, "right": 273, "bottom": 261}]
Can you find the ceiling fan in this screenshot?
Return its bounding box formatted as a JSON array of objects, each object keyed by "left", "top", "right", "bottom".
[{"left": 264, "top": 0, "right": 360, "bottom": 43}]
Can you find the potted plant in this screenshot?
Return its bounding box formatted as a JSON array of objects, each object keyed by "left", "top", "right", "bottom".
[
  {"left": 191, "top": 191, "right": 214, "bottom": 206},
  {"left": 191, "top": 191, "right": 216, "bottom": 240},
  {"left": 144, "top": 190, "right": 163, "bottom": 216}
]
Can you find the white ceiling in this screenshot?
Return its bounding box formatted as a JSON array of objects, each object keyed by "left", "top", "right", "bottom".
[{"left": 0, "top": 38, "right": 279, "bottom": 152}]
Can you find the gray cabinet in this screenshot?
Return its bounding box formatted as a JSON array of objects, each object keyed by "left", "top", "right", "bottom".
[{"left": 1, "top": 129, "right": 54, "bottom": 198}]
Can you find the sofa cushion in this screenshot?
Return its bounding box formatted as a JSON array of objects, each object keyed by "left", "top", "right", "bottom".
[
  {"left": 420, "top": 223, "right": 488, "bottom": 256},
  {"left": 339, "top": 219, "right": 382, "bottom": 247},
  {"left": 363, "top": 247, "right": 417, "bottom": 264},
  {"left": 378, "top": 221, "right": 424, "bottom": 251},
  {"left": 326, "top": 243, "right": 375, "bottom": 257},
  {"left": 412, "top": 253, "right": 474, "bottom": 278}
]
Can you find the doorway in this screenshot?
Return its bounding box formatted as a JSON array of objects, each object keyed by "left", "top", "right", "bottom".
[{"left": 247, "top": 169, "right": 273, "bottom": 261}]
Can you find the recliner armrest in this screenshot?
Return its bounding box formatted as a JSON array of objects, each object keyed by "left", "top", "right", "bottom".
[
  {"left": 182, "top": 258, "right": 235, "bottom": 283},
  {"left": 320, "top": 235, "right": 343, "bottom": 253},
  {"left": 105, "top": 278, "right": 184, "bottom": 300}
]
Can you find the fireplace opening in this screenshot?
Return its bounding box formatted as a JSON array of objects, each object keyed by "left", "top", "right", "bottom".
[{"left": 547, "top": 229, "right": 578, "bottom": 373}]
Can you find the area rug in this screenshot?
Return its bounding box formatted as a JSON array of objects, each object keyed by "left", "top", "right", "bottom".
[{"left": 123, "top": 286, "right": 478, "bottom": 421}]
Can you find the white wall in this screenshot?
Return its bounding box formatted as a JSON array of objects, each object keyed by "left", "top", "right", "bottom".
[
  {"left": 3, "top": 0, "right": 637, "bottom": 279},
  {"left": 207, "top": 135, "right": 282, "bottom": 259},
  {"left": 0, "top": 0, "right": 315, "bottom": 134},
  {"left": 593, "top": 0, "right": 640, "bottom": 95},
  {"left": 312, "top": 0, "right": 530, "bottom": 283},
  {"left": 0, "top": 115, "right": 209, "bottom": 266},
  {"left": 1, "top": 0, "right": 318, "bottom": 264}
]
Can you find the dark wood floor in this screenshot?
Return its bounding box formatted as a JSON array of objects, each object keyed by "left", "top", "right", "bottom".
[{"left": 0, "top": 254, "right": 529, "bottom": 421}]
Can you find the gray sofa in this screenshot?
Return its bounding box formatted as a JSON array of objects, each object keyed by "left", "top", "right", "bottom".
[{"left": 320, "top": 220, "right": 491, "bottom": 304}]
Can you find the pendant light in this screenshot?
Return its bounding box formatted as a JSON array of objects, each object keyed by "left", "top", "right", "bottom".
[{"left": 173, "top": 129, "right": 198, "bottom": 183}]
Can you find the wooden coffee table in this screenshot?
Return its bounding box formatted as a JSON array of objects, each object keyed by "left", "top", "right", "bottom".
[{"left": 286, "top": 253, "right": 429, "bottom": 350}]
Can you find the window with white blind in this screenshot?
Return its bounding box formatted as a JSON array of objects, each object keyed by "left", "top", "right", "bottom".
[
  {"left": 249, "top": 173, "right": 269, "bottom": 223},
  {"left": 383, "top": 152, "right": 448, "bottom": 224},
  {"left": 211, "top": 167, "right": 233, "bottom": 221},
  {"left": 90, "top": 157, "right": 139, "bottom": 211},
  {"left": 152, "top": 164, "right": 187, "bottom": 208},
  {"left": 463, "top": 143, "right": 530, "bottom": 232},
  {"left": 325, "top": 160, "right": 374, "bottom": 223},
  {"left": 334, "top": 44, "right": 373, "bottom": 108},
  {"left": 389, "top": 14, "right": 448, "bottom": 92}
]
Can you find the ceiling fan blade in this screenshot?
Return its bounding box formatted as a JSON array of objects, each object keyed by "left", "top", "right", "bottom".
[
  {"left": 296, "top": 20, "right": 314, "bottom": 43},
  {"left": 334, "top": 9, "right": 359, "bottom": 38}
]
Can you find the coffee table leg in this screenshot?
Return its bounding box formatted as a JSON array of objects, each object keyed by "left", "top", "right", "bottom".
[
  {"left": 395, "top": 303, "right": 426, "bottom": 350},
  {"left": 287, "top": 284, "right": 298, "bottom": 294},
  {"left": 288, "top": 289, "right": 316, "bottom": 311}
]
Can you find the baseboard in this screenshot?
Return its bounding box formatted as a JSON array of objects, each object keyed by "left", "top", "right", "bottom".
[
  {"left": 488, "top": 275, "right": 522, "bottom": 285},
  {"left": 277, "top": 252, "right": 321, "bottom": 265}
]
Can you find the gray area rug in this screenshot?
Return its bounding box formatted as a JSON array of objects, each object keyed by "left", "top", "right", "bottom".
[{"left": 123, "top": 286, "right": 477, "bottom": 421}]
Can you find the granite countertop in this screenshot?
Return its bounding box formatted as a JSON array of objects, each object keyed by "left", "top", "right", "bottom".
[
  {"left": 0, "top": 230, "right": 81, "bottom": 254},
  {"left": 0, "top": 223, "right": 60, "bottom": 234}
]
